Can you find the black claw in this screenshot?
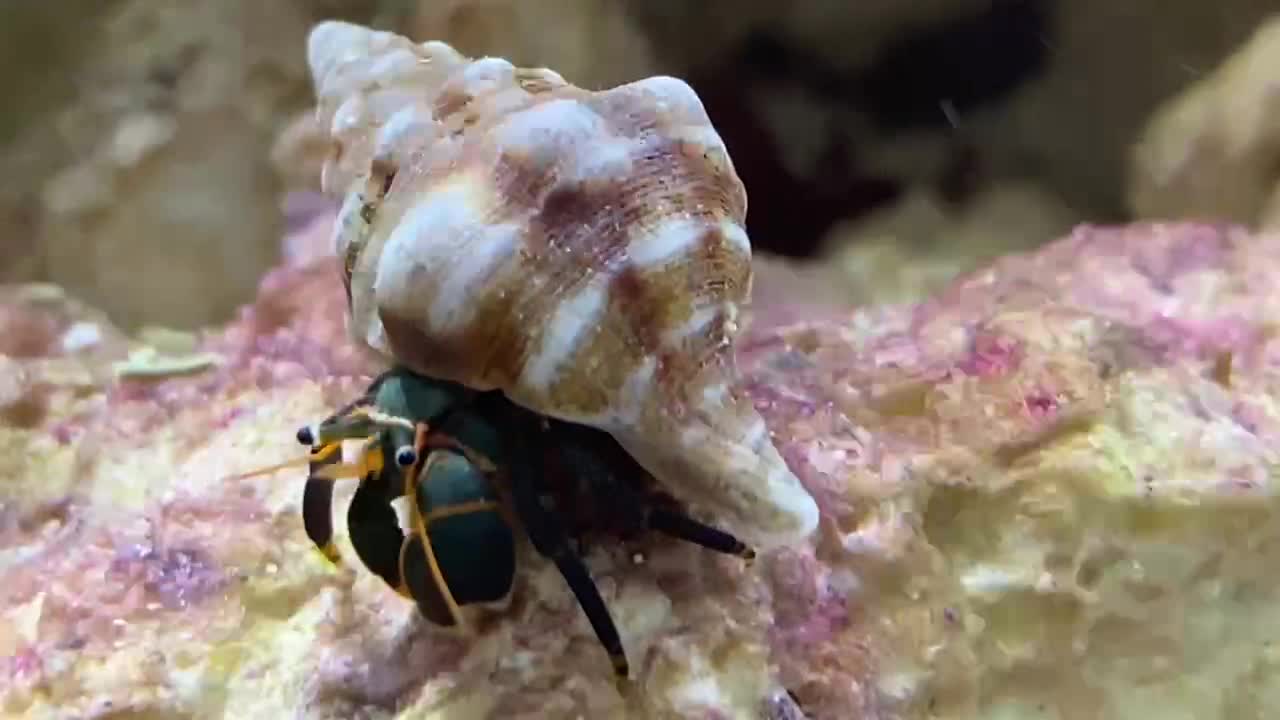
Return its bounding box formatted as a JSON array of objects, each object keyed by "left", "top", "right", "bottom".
[
  {"left": 347, "top": 474, "right": 407, "bottom": 591},
  {"left": 611, "top": 652, "right": 630, "bottom": 679},
  {"left": 302, "top": 477, "right": 338, "bottom": 562}
]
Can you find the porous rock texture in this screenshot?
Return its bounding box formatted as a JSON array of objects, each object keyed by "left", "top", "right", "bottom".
[
  {"left": 0, "top": 0, "right": 383, "bottom": 330},
  {"left": 818, "top": 181, "right": 1083, "bottom": 308},
  {"left": 3, "top": 204, "right": 1280, "bottom": 719}
]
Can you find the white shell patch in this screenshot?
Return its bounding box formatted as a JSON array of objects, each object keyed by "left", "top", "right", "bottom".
[
  {"left": 493, "top": 98, "right": 608, "bottom": 171},
  {"left": 377, "top": 177, "right": 517, "bottom": 333},
  {"left": 520, "top": 276, "right": 611, "bottom": 392},
  {"left": 626, "top": 217, "right": 707, "bottom": 270}
]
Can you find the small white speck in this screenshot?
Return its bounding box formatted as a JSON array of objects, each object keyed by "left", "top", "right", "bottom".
[
  {"left": 112, "top": 618, "right": 128, "bottom": 627},
  {"left": 265, "top": 562, "right": 279, "bottom": 574},
  {"left": 631, "top": 552, "right": 646, "bottom": 565},
  {"left": 61, "top": 322, "right": 102, "bottom": 352},
  {"left": 939, "top": 99, "right": 960, "bottom": 128}
]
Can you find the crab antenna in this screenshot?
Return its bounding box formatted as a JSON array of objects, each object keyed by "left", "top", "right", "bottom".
[
  {"left": 307, "top": 461, "right": 372, "bottom": 482},
  {"left": 307, "top": 435, "right": 384, "bottom": 482},
  {"left": 223, "top": 452, "right": 315, "bottom": 481}
]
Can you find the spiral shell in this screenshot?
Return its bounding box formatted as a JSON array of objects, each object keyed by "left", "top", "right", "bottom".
[{"left": 305, "top": 21, "right": 818, "bottom": 550}]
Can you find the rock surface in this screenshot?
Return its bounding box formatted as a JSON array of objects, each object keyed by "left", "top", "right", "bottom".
[
  {"left": 3, "top": 207, "right": 1280, "bottom": 719},
  {"left": 408, "top": 0, "right": 660, "bottom": 92},
  {"left": 1129, "top": 15, "right": 1280, "bottom": 231},
  {"left": 8, "top": 3, "right": 1276, "bottom": 335},
  {"left": 0, "top": 0, "right": 382, "bottom": 330},
  {"left": 819, "top": 181, "right": 1084, "bottom": 308}
]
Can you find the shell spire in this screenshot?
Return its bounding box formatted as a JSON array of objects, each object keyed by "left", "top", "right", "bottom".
[{"left": 305, "top": 21, "right": 818, "bottom": 549}]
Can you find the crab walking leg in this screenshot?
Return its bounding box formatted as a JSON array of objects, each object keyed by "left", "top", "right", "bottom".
[
  {"left": 509, "top": 427, "right": 630, "bottom": 679},
  {"left": 644, "top": 507, "right": 755, "bottom": 561},
  {"left": 549, "top": 419, "right": 757, "bottom": 561}
]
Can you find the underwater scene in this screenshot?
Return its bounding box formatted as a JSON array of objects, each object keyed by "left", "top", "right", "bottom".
[{"left": 2, "top": 3, "right": 1279, "bottom": 718}]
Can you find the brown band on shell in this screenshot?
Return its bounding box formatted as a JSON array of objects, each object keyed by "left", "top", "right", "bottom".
[
  {"left": 433, "top": 86, "right": 473, "bottom": 122},
  {"left": 489, "top": 151, "right": 558, "bottom": 220},
  {"left": 378, "top": 277, "right": 526, "bottom": 394}
]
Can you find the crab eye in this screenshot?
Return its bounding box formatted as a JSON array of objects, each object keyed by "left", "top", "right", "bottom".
[
  {"left": 296, "top": 425, "right": 315, "bottom": 446},
  {"left": 395, "top": 445, "right": 417, "bottom": 467}
]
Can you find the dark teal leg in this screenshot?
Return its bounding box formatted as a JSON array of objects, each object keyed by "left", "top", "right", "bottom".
[
  {"left": 508, "top": 424, "right": 630, "bottom": 679},
  {"left": 550, "top": 420, "right": 756, "bottom": 560},
  {"left": 645, "top": 507, "right": 755, "bottom": 560}
]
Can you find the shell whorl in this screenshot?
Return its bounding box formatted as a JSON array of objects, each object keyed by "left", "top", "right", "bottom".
[{"left": 307, "top": 21, "right": 818, "bottom": 548}]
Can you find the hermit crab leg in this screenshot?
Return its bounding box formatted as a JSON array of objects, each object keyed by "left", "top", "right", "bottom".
[
  {"left": 643, "top": 508, "right": 756, "bottom": 563},
  {"left": 551, "top": 422, "right": 757, "bottom": 562},
  {"left": 509, "top": 426, "right": 630, "bottom": 679}
]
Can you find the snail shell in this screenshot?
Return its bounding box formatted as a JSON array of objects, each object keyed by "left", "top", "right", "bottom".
[{"left": 305, "top": 21, "right": 818, "bottom": 550}]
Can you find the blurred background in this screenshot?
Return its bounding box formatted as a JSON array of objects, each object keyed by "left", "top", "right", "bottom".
[{"left": 2, "top": 0, "right": 1278, "bottom": 333}]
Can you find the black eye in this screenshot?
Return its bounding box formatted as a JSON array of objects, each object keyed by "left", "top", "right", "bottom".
[
  {"left": 296, "top": 426, "right": 315, "bottom": 446},
  {"left": 395, "top": 446, "right": 417, "bottom": 467}
]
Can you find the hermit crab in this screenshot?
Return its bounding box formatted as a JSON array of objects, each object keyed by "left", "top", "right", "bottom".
[
  {"left": 304, "top": 21, "right": 819, "bottom": 550},
  {"left": 245, "top": 365, "right": 755, "bottom": 678}
]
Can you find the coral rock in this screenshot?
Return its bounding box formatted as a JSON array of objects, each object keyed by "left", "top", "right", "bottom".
[
  {"left": 1129, "top": 15, "right": 1280, "bottom": 230},
  {"left": 408, "top": 0, "right": 660, "bottom": 92},
  {"left": 0, "top": 0, "right": 381, "bottom": 330},
  {"left": 818, "top": 181, "right": 1083, "bottom": 307},
  {"left": 4, "top": 199, "right": 1280, "bottom": 719}
]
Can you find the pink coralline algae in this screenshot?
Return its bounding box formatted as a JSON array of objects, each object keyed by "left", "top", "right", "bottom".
[{"left": 1, "top": 210, "right": 1280, "bottom": 719}]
